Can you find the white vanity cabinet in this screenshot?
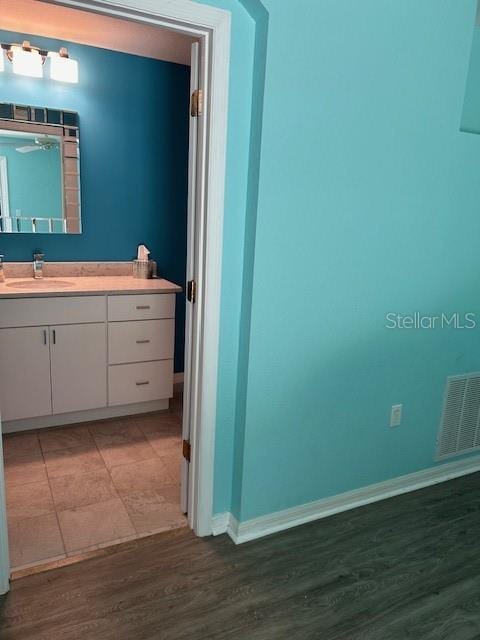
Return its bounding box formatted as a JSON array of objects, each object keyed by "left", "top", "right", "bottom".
[
  {"left": 50, "top": 323, "right": 107, "bottom": 415},
  {"left": 107, "top": 294, "right": 175, "bottom": 407},
  {"left": 0, "top": 291, "right": 176, "bottom": 430},
  {"left": 0, "top": 326, "right": 53, "bottom": 421},
  {"left": 0, "top": 296, "right": 107, "bottom": 423}
]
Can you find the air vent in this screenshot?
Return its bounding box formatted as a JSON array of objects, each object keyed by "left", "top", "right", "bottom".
[{"left": 437, "top": 373, "right": 480, "bottom": 460}]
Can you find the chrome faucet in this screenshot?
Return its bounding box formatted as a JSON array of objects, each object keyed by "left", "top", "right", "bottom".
[
  {"left": 0, "top": 255, "right": 4, "bottom": 283},
  {"left": 33, "top": 251, "right": 44, "bottom": 279}
]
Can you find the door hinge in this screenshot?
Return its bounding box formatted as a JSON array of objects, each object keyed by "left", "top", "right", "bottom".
[
  {"left": 182, "top": 439, "right": 191, "bottom": 462},
  {"left": 187, "top": 279, "right": 196, "bottom": 304},
  {"left": 191, "top": 89, "right": 203, "bottom": 117}
]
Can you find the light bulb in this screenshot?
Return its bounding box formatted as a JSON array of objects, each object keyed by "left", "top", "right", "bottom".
[
  {"left": 11, "top": 45, "right": 43, "bottom": 78},
  {"left": 49, "top": 51, "right": 78, "bottom": 83}
]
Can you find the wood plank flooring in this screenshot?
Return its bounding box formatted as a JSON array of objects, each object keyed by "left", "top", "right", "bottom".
[{"left": 1, "top": 471, "right": 480, "bottom": 639}]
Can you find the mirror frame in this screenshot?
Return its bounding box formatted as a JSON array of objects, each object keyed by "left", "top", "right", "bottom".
[{"left": 0, "top": 102, "right": 80, "bottom": 234}]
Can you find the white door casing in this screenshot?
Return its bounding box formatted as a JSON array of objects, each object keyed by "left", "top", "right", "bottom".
[
  {"left": 181, "top": 40, "right": 200, "bottom": 514},
  {"left": 0, "top": 422, "right": 8, "bottom": 595}
]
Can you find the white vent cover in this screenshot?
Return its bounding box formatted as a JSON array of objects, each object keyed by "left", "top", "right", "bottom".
[{"left": 437, "top": 373, "right": 480, "bottom": 460}]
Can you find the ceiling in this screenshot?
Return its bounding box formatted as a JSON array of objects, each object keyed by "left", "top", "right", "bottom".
[{"left": 0, "top": 0, "right": 195, "bottom": 66}]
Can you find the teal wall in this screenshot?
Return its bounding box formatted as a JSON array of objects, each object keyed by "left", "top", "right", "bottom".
[
  {"left": 0, "top": 134, "right": 63, "bottom": 230},
  {"left": 206, "top": 0, "right": 480, "bottom": 521},
  {"left": 0, "top": 30, "right": 190, "bottom": 373},
  {"left": 240, "top": 0, "right": 480, "bottom": 520}
]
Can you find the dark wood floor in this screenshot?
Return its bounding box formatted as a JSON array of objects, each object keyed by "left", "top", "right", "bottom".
[{"left": 1, "top": 472, "right": 480, "bottom": 640}]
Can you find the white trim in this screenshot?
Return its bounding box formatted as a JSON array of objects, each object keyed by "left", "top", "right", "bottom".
[
  {"left": 222, "top": 455, "right": 480, "bottom": 544},
  {"left": 2, "top": 399, "right": 169, "bottom": 434},
  {"left": 47, "top": 0, "right": 230, "bottom": 37},
  {"left": 0, "top": 156, "right": 10, "bottom": 225},
  {"left": 211, "top": 511, "right": 231, "bottom": 536},
  {"left": 0, "top": 427, "right": 9, "bottom": 594},
  {"left": 46, "top": 0, "right": 231, "bottom": 538}
]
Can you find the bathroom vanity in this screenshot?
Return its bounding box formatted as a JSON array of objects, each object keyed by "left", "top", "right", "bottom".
[{"left": 0, "top": 275, "right": 181, "bottom": 432}]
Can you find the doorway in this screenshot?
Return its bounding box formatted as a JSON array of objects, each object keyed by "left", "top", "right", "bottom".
[{"left": 0, "top": 0, "right": 230, "bottom": 591}]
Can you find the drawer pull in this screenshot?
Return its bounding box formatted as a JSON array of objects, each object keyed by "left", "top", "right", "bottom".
[
  {"left": 136, "top": 339, "right": 151, "bottom": 344},
  {"left": 136, "top": 380, "right": 150, "bottom": 386},
  {"left": 136, "top": 305, "right": 151, "bottom": 310}
]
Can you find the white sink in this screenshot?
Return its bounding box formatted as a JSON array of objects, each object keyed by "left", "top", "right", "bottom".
[{"left": 6, "top": 279, "right": 75, "bottom": 290}]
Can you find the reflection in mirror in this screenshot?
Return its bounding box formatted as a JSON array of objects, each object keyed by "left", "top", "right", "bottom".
[{"left": 0, "top": 104, "right": 81, "bottom": 234}]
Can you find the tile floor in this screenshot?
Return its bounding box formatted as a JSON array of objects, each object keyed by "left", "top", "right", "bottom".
[{"left": 2, "top": 393, "right": 186, "bottom": 571}]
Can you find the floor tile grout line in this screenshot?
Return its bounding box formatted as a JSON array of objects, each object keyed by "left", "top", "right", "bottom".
[
  {"left": 48, "top": 421, "right": 174, "bottom": 540},
  {"left": 101, "top": 432, "right": 144, "bottom": 537},
  {"left": 45, "top": 458, "right": 69, "bottom": 560}
]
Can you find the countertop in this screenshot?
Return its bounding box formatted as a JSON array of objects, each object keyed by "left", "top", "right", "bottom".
[{"left": 0, "top": 276, "right": 182, "bottom": 299}]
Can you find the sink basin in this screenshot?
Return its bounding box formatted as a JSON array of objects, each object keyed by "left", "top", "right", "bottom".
[{"left": 6, "top": 279, "right": 74, "bottom": 290}]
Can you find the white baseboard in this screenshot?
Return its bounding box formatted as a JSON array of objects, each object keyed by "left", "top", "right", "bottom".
[
  {"left": 211, "top": 512, "right": 230, "bottom": 535},
  {"left": 215, "top": 455, "right": 480, "bottom": 545},
  {"left": 211, "top": 512, "right": 239, "bottom": 538},
  {"left": 2, "top": 399, "right": 170, "bottom": 433}
]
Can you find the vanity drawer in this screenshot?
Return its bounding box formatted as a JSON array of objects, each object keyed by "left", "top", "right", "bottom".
[
  {"left": 108, "top": 360, "right": 173, "bottom": 406},
  {"left": 0, "top": 296, "right": 106, "bottom": 328},
  {"left": 108, "top": 294, "right": 175, "bottom": 321},
  {"left": 108, "top": 319, "right": 175, "bottom": 364}
]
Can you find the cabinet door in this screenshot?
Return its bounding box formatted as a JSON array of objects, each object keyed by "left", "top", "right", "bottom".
[
  {"left": 0, "top": 327, "right": 52, "bottom": 421},
  {"left": 50, "top": 323, "right": 107, "bottom": 414}
]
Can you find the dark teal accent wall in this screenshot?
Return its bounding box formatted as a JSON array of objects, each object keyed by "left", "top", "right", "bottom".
[{"left": 0, "top": 30, "right": 190, "bottom": 372}]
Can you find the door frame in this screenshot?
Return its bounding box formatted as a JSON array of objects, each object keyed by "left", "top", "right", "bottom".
[
  {"left": 0, "top": 424, "right": 9, "bottom": 595},
  {"left": 46, "top": 0, "right": 231, "bottom": 537}
]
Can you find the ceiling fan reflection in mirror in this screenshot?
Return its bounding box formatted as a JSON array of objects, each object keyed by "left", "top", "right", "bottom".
[
  {"left": 16, "top": 136, "right": 59, "bottom": 154},
  {"left": 0, "top": 135, "right": 59, "bottom": 154}
]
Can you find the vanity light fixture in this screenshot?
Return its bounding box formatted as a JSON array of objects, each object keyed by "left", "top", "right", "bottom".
[
  {"left": 0, "top": 42, "right": 79, "bottom": 83},
  {"left": 49, "top": 48, "right": 78, "bottom": 84},
  {"left": 4, "top": 41, "right": 46, "bottom": 78}
]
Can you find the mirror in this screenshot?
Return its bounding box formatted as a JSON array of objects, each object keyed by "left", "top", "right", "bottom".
[{"left": 0, "top": 103, "right": 81, "bottom": 234}]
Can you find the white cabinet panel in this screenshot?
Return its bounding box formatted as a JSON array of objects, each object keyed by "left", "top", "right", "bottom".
[
  {"left": 50, "top": 323, "right": 107, "bottom": 414},
  {"left": 108, "top": 294, "right": 175, "bottom": 321},
  {"left": 108, "top": 360, "right": 173, "bottom": 406},
  {"left": 0, "top": 296, "right": 106, "bottom": 329},
  {"left": 0, "top": 327, "right": 52, "bottom": 421},
  {"left": 108, "top": 319, "right": 175, "bottom": 364}
]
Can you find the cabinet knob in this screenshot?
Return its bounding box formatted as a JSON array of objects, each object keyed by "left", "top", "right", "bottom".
[{"left": 135, "top": 381, "right": 150, "bottom": 386}]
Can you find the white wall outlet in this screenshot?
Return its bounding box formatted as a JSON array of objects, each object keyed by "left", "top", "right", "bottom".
[{"left": 390, "top": 404, "right": 402, "bottom": 428}]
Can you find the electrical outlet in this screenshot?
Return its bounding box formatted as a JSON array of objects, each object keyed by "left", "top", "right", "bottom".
[{"left": 390, "top": 404, "right": 402, "bottom": 428}]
